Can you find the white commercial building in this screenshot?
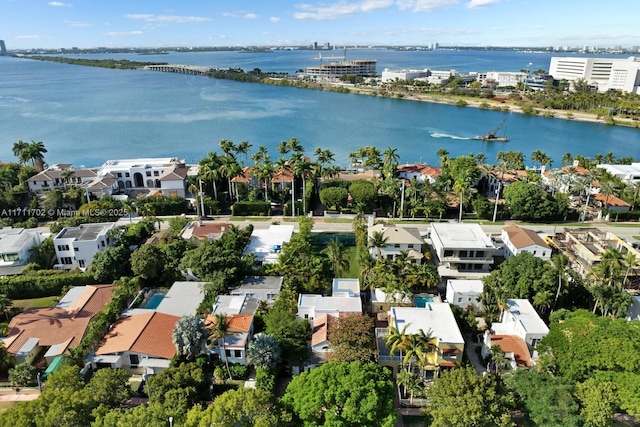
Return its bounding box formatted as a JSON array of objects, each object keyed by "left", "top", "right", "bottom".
[
  {"left": 53, "top": 222, "right": 115, "bottom": 270},
  {"left": 381, "top": 68, "right": 429, "bottom": 82},
  {"left": 549, "top": 56, "right": 640, "bottom": 93}
]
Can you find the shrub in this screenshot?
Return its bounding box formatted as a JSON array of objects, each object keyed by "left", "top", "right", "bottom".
[
  {"left": 0, "top": 272, "right": 96, "bottom": 299},
  {"left": 229, "top": 363, "right": 248, "bottom": 380},
  {"left": 255, "top": 367, "right": 276, "bottom": 392},
  {"left": 231, "top": 201, "right": 270, "bottom": 216}
]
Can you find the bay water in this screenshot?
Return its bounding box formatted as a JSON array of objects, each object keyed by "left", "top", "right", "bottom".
[{"left": 0, "top": 49, "right": 638, "bottom": 168}]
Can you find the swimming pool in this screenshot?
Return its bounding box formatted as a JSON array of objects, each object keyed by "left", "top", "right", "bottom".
[
  {"left": 414, "top": 296, "right": 434, "bottom": 308},
  {"left": 145, "top": 294, "right": 165, "bottom": 309}
]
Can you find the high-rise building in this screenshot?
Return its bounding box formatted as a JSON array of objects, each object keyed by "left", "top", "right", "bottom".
[{"left": 0, "top": 40, "right": 7, "bottom": 56}]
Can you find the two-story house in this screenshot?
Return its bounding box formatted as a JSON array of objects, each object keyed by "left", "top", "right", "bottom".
[
  {"left": 445, "top": 279, "right": 484, "bottom": 311},
  {"left": 489, "top": 299, "right": 549, "bottom": 358},
  {"left": 501, "top": 224, "right": 552, "bottom": 261},
  {"left": 368, "top": 223, "right": 424, "bottom": 264},
  {"left": 0, "top": 227, "right": 44, "bottom": 276},
  {"left": 378, "top": 303, "right": 465, "bottom": 376},
  {"left": 53, "top": 222, "right": 116, "bottom": 270},
  {"left": 430, "top": 222, "right": 496, "bottom": 277}
]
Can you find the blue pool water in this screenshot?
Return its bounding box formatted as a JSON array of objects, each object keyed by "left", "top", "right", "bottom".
[
  {"left": 145, "top": 294, "right": 165, "bottom": 309},
  {"left": 415, "top": 296, "right": 434, "bottom": 308}
]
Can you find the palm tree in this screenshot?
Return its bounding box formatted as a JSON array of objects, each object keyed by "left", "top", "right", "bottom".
[
  {"left": 322, "top": 238, "right": 351, "bottom": 277},
  {"left": 386, "top": 323, "right": 410, "bottom": 362},
  {"left": 61, "top": 168, "right": 75, "bottom": 189},
  {"left": 12, "top": 140, "right": 28, "bottom": 163},
  {"left": 200, "top": 159, "right": 221, "bottom": 201},
  {"left": 209, "top": 313, "right": 232, "bottom": 380},
  {"left": 598, "top": 181, "right": 618, "bottom": 211},
  {"left": 291, "top": 157, "right": 312, "bottom": 215},
  {"left": 274, "top": 157, "right": 289, "bottom": 198},
  {"left": 549, "top": 254, "right": 570, "bottom": 311},
  {"left": 246, "top": 333, "right": 282, "bottom": 370},
  {"left": 0, "top": 295, "right": 12, "bottom": 322},
  {"left": 368, "top": 231, "right": 389, "bottom": 260},
  {"left": 219, "top": 139, "right": 236, "bottom": 156},
  {"left": 24, "top": 140, "right": 47, "bottom": 171},
  {"left": 622, "top": 252, "right": 638, "bottom": 289},
  {"left": 562, "top": 152, "right": 573, "bottom": 166},
  {"left": 235, "top": 140, "right": 252, "bottom": 167},
  {"left": 219, "top": 156, "right": 241, "bottom": 202},
  {"left": 257, "top": 162, "right": 274, "bottom": 201}
]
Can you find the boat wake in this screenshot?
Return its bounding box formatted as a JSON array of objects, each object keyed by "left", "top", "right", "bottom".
[{"left": 429, "top": 132, "right": 470, "bottom": 140}]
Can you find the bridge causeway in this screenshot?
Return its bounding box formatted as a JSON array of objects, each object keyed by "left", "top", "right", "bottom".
[{"left": 142, "top": 64, "right": 212, "bottom": 75}]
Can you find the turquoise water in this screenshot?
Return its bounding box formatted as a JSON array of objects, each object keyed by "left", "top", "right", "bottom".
[
  {"left": 1, "top": 50, "right": 637, "bottom": 168},
  {"left": 145, "top": 294, "right": 164, "bottom": 310},
  {"left": 415, "top": 296, "right": 434, "bottom": 307}
]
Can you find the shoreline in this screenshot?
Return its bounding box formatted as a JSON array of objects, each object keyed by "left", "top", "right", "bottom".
[{"left": 339, "top": 83, "right": 639, "bottom": 128}]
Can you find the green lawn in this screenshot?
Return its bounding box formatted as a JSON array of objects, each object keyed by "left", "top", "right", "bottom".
[
  {"left": 12, "top": 296, "right": 59, "bottom": 310},
  {"left": 344, "top": 246, "right": 361, "bottom": 279}
]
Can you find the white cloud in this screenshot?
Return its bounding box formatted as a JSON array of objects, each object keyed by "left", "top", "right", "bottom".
[
  {"left": 125, "top": 14, "right": 211, "bottom": 23},
  {"left": 103, "top": 31, "right": 143, "bottom": 38},
  {"left": 466, "top": 0, "right": 499, "bottom": 8},
  {"left": 244, "top": 13, "right": 258, "bottom": 19},
  {"left": 64, "top": 20, "right": 93, "bottom": 28},
  {"left": 397, "top": 0, "right": 458, "bottom": 12},
  {"left": 293, "top": 0, "right": 393, "bottom": 20},
  {"left": 48, "top": 1, "right": 72, "bottom": 7},
  {"left": 270, "top": 16, "right": 281, "bottom": 23}
]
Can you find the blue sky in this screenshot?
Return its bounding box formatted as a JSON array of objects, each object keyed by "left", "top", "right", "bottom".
[{"left": 2, "top": 0, "right": 639, "bottom": 49}]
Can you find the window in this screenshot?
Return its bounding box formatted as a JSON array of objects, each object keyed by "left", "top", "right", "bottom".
[
  {"left": 146, "top": 171, "right": 151, "bottom": 177},
  {"left": 408, "top": 244, "right": 414, "bottom": 249},
  {"left": 234, "top": 350, "right": 242, "bottom": 358},
  {"left": 129, "top": 354, "right": 139, "bottom": 365},
  {"left": 3, "top": 253, "right": 19, "bottom": 262},
  {"left": 78, "top": 260, "right": 85, "bottom": 268},
  {"left": 101, "top": 240, "right": 105, "bottom": 247},
  {"left": 457, "top": 297, "right": 462, "bottom": 303},
  {"left": 225, "top": 350, "right": 231, "bottom": 357},
  {"left": 153, "top": 171, "right": 159, "bottom": 176},
  {"left": 531, "top": 338, "right": 541, "bottom": 347},
  {"left": 57, "top": 244, "right": 70, "bottom": 251},
  {"left": 386, "top": 255, "right": 393, "bottom": 260},
  {"left": 475, "top": 251, "right": 484, "bottom": 258},
  {"left": 117, "top": 172, "right": 122, "bottom": 178},
  {"left": 444, "top": 250, "right": 453, "bottom": 257},
  {"left": 61, "top": 257, "right": 73, "bottom": 265},
  {"left": 533, "top": 250, "right": 537, "bottom": 255},
  {"left": 125, "top": 172, "right": 130, "bottom": 177},
  {"left": 394, "top": 244, "right": 400, "bottom": 248},
  {"left": 459, "top": 250, "right": 468, "bottom": 257},
  {"left": 74, "top": 247, "right": 79, "bottom": 251}
]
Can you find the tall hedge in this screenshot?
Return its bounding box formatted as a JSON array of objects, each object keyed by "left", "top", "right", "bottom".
[
  {"left": 0, "top": 272, "right": 97, "bottom": 299},
  {"left": 231, "top": 201, "right": 271, "bottom": 216}
]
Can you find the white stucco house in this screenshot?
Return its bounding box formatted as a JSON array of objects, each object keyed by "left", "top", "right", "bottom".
[
  {"left": 501, "top": 224, "right": 552, "bottom": 261},
  {"left": 491, "top": 299, "right": 549, "bottom": 358},
  {"left": 445, "top": 279, "right": 484, "bottom": 311},
  {"left": 0, "top": 227, "right": 44, "bottom": 275},
  {"left": 53, "top": 222, "right": 116, "bottom": 270},
  {"left": 368, "top": 223, "right": 424, "bottom": 264},
  {"left": 430, "top": 222, "right": 496, "bottom": 277}
]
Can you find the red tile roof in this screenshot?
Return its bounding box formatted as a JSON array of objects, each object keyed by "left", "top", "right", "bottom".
[
  {"left": 5, "top": 285, "right": 113, "bottom": 356},
  {"left": 95, "top": 312, "right": 181, "bottom": 360},
  {"left": 490, "top": 335, "right": 533, "bottom": 367}
]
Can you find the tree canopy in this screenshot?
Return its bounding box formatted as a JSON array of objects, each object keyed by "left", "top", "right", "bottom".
[{"left": 282, "top": 361, "right": 396, "bottom": 427}]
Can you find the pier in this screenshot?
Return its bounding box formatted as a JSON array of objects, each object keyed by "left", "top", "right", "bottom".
[{"left": 142, "top": 64, "right": 212, "bottom": 75}]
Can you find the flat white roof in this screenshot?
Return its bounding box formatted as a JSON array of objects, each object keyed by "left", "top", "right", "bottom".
[
  {"left": 0, "top": 228, "right": 39, "bottom": 254},
  {"left": 447, "top": 279, "right": 484, "bottom": 293},
  {"left": 371, "top": 288, "right": 412, "bottom": 304},
  {"left": 389, "top": 304, "right": 464, "bottom": 345},
  {"left": 505, "top": 299, "right": 549, "bottom": 335},
  {"left": 332, "top": 278, "right": 360, "bottom": 296},
  {"left": 155, "top": 281, "right": 205, "bottom": 317},
  {"left": 243, "top": 225, "right": 294, "bottom": 262},
  {"left": 298, "top": 294, "right": 362, "bottom": 314},
  {"left": 213, "top": 295, "right": 248, "bottom": 315},
  {"left": 56, "top": 286, "right": 87, "bottom": 310},
  {"left": 430, "top": 223, "right": 495, "bottom": 249}
]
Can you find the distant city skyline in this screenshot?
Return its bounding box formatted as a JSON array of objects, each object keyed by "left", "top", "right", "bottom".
[{"left": 1, "top": 1, "right": 639, "bottom": 50}]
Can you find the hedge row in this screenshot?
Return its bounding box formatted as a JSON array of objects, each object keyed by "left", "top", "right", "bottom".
[
  {"left": 231, "top": 201, "right": 271, "bottom": 216},
  {"left": 0, "top": 272, "right": 97, "bottom": 299}
]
